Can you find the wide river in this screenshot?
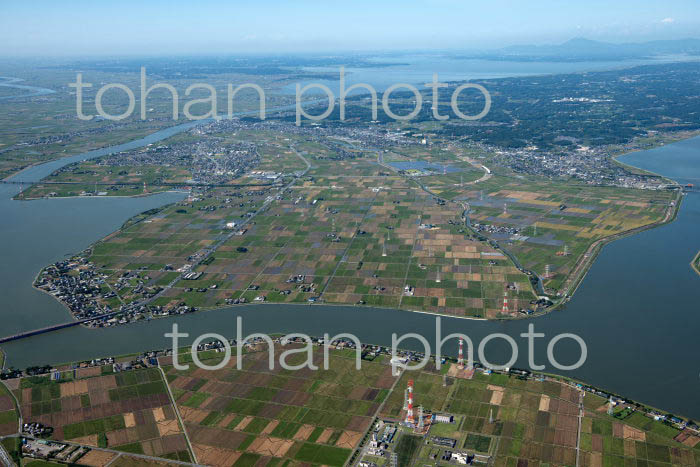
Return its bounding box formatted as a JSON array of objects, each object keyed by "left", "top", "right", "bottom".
[{"left": 1, "top": 81, "right": 699, "bottom": 420}]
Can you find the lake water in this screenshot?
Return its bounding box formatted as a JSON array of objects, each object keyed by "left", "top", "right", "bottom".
[
  {"left": 284, "top": 53, "right": 700, "bottom": 94},
  {"left": 0, "top": 68, "right": 699, "bottom": 420}
]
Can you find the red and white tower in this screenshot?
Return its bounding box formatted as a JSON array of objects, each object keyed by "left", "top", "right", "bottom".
[
  {"left": 501, "top": 291, "right": 509, "bottom": 313},
  {"left": 458, "top": 339, "right": 464, "bottom": 369},
  {"left": 405, "top": 380, "right": 415, "bottom": 424}
]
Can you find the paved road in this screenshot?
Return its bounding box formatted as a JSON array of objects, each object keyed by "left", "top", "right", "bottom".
[
  {"left": 159, "top": 366, "right": 198, "bottom": 464},
  {"left": 560, "top": 186, "right": 682, "bottom": 299},
  {"left": 0, "top": 441, "right": 14, "bottom": 466},
  {"left": 137, "top": 146, "right": 312, "bottom": 309},
  {"left": 347, "top": 368, "right": 404, "bottom": 467},
  {"left": 378, "top": 149, "right": 546, "bottom": 300},
  {"left": 575, "top": 389, "right": 584, "bottom": 467}
]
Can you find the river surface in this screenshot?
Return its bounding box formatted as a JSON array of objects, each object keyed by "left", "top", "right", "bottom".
[
  {"left": 0, "top": 77, "right": 55, "bottom": 100},
  {"left": 0, "top": 79, "right": 699, "bottom": 420}
]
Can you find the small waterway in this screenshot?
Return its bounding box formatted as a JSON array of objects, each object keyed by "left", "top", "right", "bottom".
[{"left": 0, "top": 89, "right": 699, "bottom": 420}]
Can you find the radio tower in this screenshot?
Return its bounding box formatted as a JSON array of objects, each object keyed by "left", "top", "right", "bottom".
[
  {"left": 435, "top": 266, "right": 441, "bottom": 283},
  {"left": 417, "top": 406, "right": 424, "bottom": 430},
  {"left": 607, "top": 396, "right": 614, "bottom": 416},
  {"left": 403, "top": 388, "right": 409, "bottom": 410},
  {"left": 544, "top": 264, "right": 552, "bottom": 279},
  {"left": 405, "top": 380, "right": 415, "bottom": 425},
  {"left": 503, "top": 203, "right": 508, "bottom": 215},
  {"left": 458, "top": 339, "right": 464, "bottom": 369},
  {"left": 501, "top": 291, "right": 509, "bottom": 313}
]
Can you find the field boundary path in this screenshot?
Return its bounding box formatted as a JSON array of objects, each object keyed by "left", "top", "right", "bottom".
[
  {"left": 141, "top": 145, "right": 312, "bottom": 308},
  {"left": 159, "top": 366, "right": 198, "bottom": 464},
  {"left": 575, "top": 389, "right": 584, "bottom": 467}
]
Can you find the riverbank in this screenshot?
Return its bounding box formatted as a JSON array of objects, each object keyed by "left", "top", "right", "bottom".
[
  {"left": 4, "top": 333, "right": 699, "bottom": 436},
  {"left": 15, "top": 188, "right": 181, "bottom": 201},
  {"left": 15, "top": 147, "right": 691, "bottom": 334},
  {"left": 557, "top": 186, "right": 683, "bottom": 302}
]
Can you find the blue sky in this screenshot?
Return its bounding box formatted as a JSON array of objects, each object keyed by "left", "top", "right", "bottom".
[{"left": 2, "top": 0, "right": 699, "bottom": 56}]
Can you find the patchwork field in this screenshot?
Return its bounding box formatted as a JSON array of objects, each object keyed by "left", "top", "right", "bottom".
[
  {"left": 150, "top": 175, "right": 534, "bottom": 318},
  {"left": 3, "top": 349, "right": 699, "bottom": 466},
  {"left": 378, "top": 367, "right": 700, "bottom": 467},
  {"left": 425, "top": 170, "right": 674, "bottom": 294},
  {"left": 14, "top": 366, "right": 192, "bottom": 462},
  {"left": 160, "top": 345, "right": 397, "bottom": 467},
  {"left": 19, "top": 163, "right": 192, "bottom": 199},
  {"left": 32, "top": 132, "right": 675, "bottom": 320},
  {"left": 0, "top": 380, "right": 19, "bottom": 437}
]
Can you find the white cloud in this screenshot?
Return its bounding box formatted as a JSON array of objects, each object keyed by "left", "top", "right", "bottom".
[{"left": 660, "top": 17, "right": 675, "bottom": 24}]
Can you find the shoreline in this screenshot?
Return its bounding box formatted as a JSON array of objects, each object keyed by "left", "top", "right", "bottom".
[
  {"left": 547, "top": 148, "right": 688, "bottom": 310},
  {"left": 17, "top": 139, "right": 695, "bottom": 334},
  {"left": 28, "top": 198, "right": 186, "bottom": 328},
  {"left": 5, "top": 332, "right": 700, "bottom": 430},
  {"left": 16, "top": 188, "right": 188, "bottom": 202},
  {"left": 553, "top": 185, "right": 683, "bottom": 308}
]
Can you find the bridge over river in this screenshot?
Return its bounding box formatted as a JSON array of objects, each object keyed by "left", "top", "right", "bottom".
[{"left": 0, "top": 313, "right": 119, "bottom": 344}]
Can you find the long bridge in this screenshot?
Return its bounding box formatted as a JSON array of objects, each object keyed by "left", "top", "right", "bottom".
[{"left": 0, "top": 312, "right": 119, "bottom": 344}]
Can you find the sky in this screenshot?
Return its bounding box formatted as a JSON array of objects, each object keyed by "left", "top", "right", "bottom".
[{"left": 2, "top": 0, "right": 700, "bottom": 56}]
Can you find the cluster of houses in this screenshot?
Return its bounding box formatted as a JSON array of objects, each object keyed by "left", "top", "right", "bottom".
[
  {"left": 34, "top": 257, "right": 111, "bottom": 322},
  {"left": 22, "top": 422, "right": 52, "bottom": 437}
]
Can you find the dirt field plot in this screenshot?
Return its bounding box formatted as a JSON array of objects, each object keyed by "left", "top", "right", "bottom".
[
  {"left": 16, "top": 366, "right": 191, "bottom": 463},
  {"left": 378, "top": 368, "right": 697, "bottom": 467},
  {"left": 0, "top": 386, "right": 18, "bottom": 436},
  {"left": 163, "top": 345, "right": 397, "bottom": 467}
]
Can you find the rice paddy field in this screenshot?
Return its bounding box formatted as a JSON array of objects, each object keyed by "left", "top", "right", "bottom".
[
  {"left": 147, "top": 174, "right": 534, "bottom": 318},
  {"left": 378, "top": 367, "right": 700, "bottom": 467},
  {"left": 424, "top": 170, "right": 674, "bottom": 294},
  {"left": 11, "top": 365, "right": 192, "bottom": 462},
  {"left": 160, "top": 344, "right": 396, "bottom": 467},
  {"left": 19, "top": 163, "right": 192, "bottom": 199},
  {"left": 32, "top": 132, "right": 674, "bottom": 319},
  {"left": 2, "top": 346, "right": 699, "bottom": 466},
  {"left": 0, "top": 380, "right": 19, "bottom": 437}
]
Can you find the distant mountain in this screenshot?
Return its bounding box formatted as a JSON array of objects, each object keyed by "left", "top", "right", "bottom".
[{"left": 465, "top": 38, "right": 700, "bottom": 62}]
